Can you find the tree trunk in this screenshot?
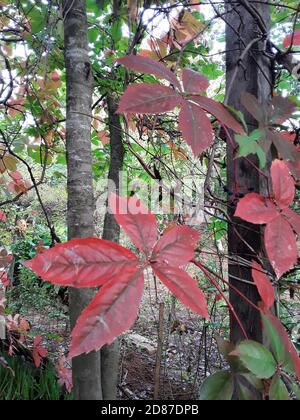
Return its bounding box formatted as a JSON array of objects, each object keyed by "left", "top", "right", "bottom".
[
  {"left": 225, "top": 0, "right": 272, "bottom": 343},
  {"left": 101, "top": 95, "right": 125, "bottom": 399},
  {"left": 63, "top": 0, "right": 102, "bottom": 400}
]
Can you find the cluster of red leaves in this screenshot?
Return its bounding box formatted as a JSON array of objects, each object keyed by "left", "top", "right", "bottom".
[
  {"left": 0, "top": 143, "right": 30, "bottom": 203},
  {"left": 0, "top": 210, "right": 6, "bottom": 222},
  {"left": 6, "top": 98, "right": 25, "bottom": 118},
  {"left": 236, "top": 160, "right": 299, "bottom": 278},
  {"left": 24, "top": 193, "right": 207, "bottom": 358},
  {"left": 32, "top": 336, "right": 47, "bottom": 368},
  {"left": 4, "top": 312, "right": 46, "bottom": 367},
  {"left": 0, "top": 248, "right": 48, "bottom": 368},
  {"left": 240, "top": 92, "right": 299, "bottom": 168},
  {"left": 116, "top": 55, "right": 244, "bottom": 156},
  {"left": 0, "top": 271, "right": 9, "bottom": 287},
  {"left": 8, "top": 171, "right": 30, "bottom": 194},
  {"left": 55, "top": 356, "right": 73, "bottom": 393},
  {"left": 0, "top": 249, "right": 13, "bottom": 287},
  {"left": 6, "top": 314, "right": 30, "bottom": 346}
]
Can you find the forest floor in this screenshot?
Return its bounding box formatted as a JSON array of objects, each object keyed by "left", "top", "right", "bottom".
[
  {"left": 20, "top": 272, "right": 226, "bottom": 400},
  {"left": 118, "top": 276, "right": 227, "bottom": 400},
  {"left": 5, "top": 272, "right": 300, "bottom": 399}
]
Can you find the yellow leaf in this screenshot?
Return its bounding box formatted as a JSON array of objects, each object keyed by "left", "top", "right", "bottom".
[
  {"left": 44, "top": 129, "right": 55, "bottom": 147},
  {"left": 3, "top": 155, "right": 18, "bottom": 171},
  {"left": 181, "top": 11, "right": 204, "bottom": 33},
  {"left": 0, "top": 161, "right": 6, "bottom": 174},
  {"left": 127, "top": 0, "right": 138, "bottom": 22}
]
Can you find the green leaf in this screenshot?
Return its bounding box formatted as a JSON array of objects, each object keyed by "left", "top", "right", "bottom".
[
  {"left": 236, "top": 134, "right": 257, "bottom": 155},
  {"left": 111, "top": 20, "right": 122, "bottom": 43},
  {"left": 88, "top": 0, "right": 106, "bottom": 14},
  {"left": 227, "top": 106, "right": 248, "bottom": 132},
  {"left": 256, "top": 146, "right": 266, "bottom": 169},
  {"left": 233, "top": 340, "right": 277, "bottom": 379},
  {"left": 27, "top": 147, "right": 52, "bottom": 165},
  {"left": 88, "top": 28, "right": 99, "bottom": 44},
  {"left": 291, "top": 382, "right": 300, "bottom": 400},
  {"left": 199, "top": 371, "right": 234, "bottom": 400},
  {"left": 201, "top": 63, "right": 223, "bottom": 80},
  {"left": 235, "top": 129, "right": 266, "bottom": 168},
  {"left": 261, "top": 313, "right": 293, "bottom": 373},
  {"left": 241, "top": 373, "right": 264, "bottom": 391},
  {"left": 249, "top": 129, "right": 263, "bottom": 141},
  {"left": 236, "top": 376, "right": 260, "bottom": 400},
  {"left": 215, "top": 336, "right": 243, "bottom": 371},
  {"left": 269, "top": 376, "right": 290, "bottom": 400},
  {"left": 27, "top": 7, "right": 45, "bottom": 33},
  {"left": 56, "top": 154, "right": 67, "bottom": 165}
]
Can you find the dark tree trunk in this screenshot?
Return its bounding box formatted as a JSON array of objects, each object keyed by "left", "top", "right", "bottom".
[
  {"left": 225, "top": 0, "right": 272, "bottom": 343},
  {"left": 101, "top": 95, "right": 125, "bottom": 399},
  {"left": 63, "top": 0, "right": 102, "bottom": 400}
]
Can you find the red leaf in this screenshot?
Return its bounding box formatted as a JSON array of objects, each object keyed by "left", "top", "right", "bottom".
[
  {"left": 116, "top": 55, "right": 181, "bottom": 90},
  {"left": 10, "top": 171, "right": 23, "bottom": 181},
  {"left": 32, "top": 336, "right": 47, "bottom": 368},
  {"left": 109, "top": 193, "right": 157, "bottom": 255},
  {"left": 271, "top": 160, "right": 295, "bottom": 209},
  {"left": 235, "top": 193, "right": 279, "bottom": 224},
  {"left": 1, "top": 271, "right": 9, "bottom": 288},
  {"left": 265, "top": 216, "right": 298, "bottom": 278},
  {"left": 97, "top": 130, "right": 110, "bottom": 145},
  {"left": 269, "top": 96, "right": 296, "bottom": 125},
  {"left": 23, "top": 238, "right": 138, "bottom": 287},
  {"left": 282, "top": 207, "right": 300, "bottom": 236},
  {"left": 271, "top": 131, "right": 299, "bottom": 162},
  {"left": 283, "top": 29, "right": 300, "bottom": 48},
  {"left": 251, "top": 261, "right": 275, "bottom": 312},
  {"left": 7, "top": 98, "right": 25, "bottom": 117},
  {"left": 117, "top": 83, "right": 180, "bottom": 114},
  {"left": 287, "top": 160, "right": 300, "bottom": 183},
  {"left": 56, "top": 356, "right": 73, "bottom": 393},
  {"left": 240, "top": 92, "right": 261, "bottom": 123},
  {"left": 152, "top": 264, "right": 208, "bottom": 319},
  {"left": 265, "top": 313, "right": 300, "bottom": 381},
  {"left": 178, "top": 100, "right": 213, "bottom": 156},
  {"left": 191, "top": 96, "right": 245, "bottom": 134},
  {"left": 151, "top": 225, "right": 200, "bottom": 266},
  {"left": 69, "top": 270, "right": 144, "bottom": 357},
  {"left": 182, "top": 68, "right": 209, "bottom": 94},
  {"left": 0, "top": 211, "right": 6, "bottom": 222},
  {"left": 51, "top": 71, "right": 60, "bottom": 82},
  {"left": 32, "top": 349, "right": 41, "bottom": 368},
  {"left": 280, "top": 131, "right": 298, "bottom": 146}
]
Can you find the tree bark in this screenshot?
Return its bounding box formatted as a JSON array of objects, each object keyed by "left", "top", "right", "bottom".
[
  {"left": 225, "top": 0, "right": 272, "bottom": 343},
  {"left": 63, "top": 0, "right": 102, "bottom": 400},
  {"left": 101, "top": 95, "right": 125, "bottom": 399}
]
